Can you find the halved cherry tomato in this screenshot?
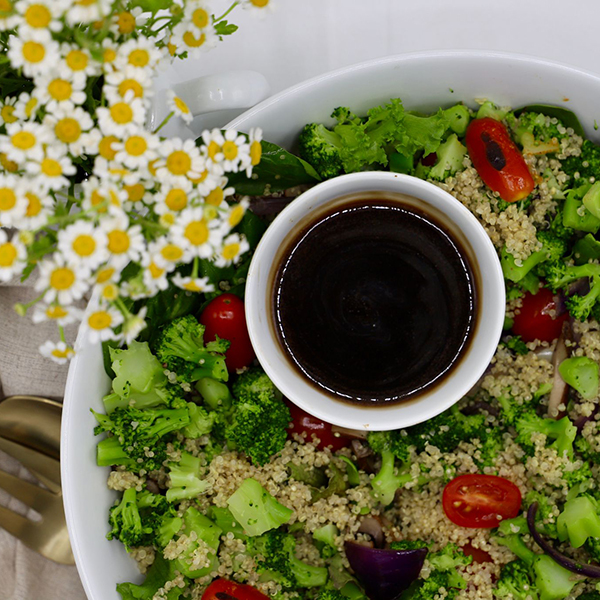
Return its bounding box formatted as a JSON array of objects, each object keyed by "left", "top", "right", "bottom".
[
  {"left": 199, "top": 294, "right": 255, "bottom": 371},
  {"left": 442, "top": 474, "right": 522, "bottom": 529},
  {"left": 465, "top": 117, "right": 535, "bottom": 202},
  {"left": 512, "top": 287, "right": 568, "bottom": 343},
  {"left": 461, "top": 543, "right": 493, "bottom": 564},
  {"left": 287, "top": 402, "right": 351, "bottom": 452},
  {"left": 202, "top": 579, "right": 269, "bottom": 600}
]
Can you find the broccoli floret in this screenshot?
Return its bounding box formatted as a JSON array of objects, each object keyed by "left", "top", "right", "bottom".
[
  {"left": 248, "top": 528, "right": 329, "bottom": 589},
  {"left": 116, "top": 554, "right": 187, "bottom": 600},
  {"left": 562, "top": 183, "right": 600, "bottom": 233},
  {"left": 107, "top": 488, "right": 152, "bottom": 550},
  {"left": 562, "top": 139, "right": 600, "bottom": 183},
  {"left": 558, "top": 357, "right": 599, "bottom": 399},
  {"left": 578, "top": 594, "right": 600, "bottom": 600},
  {"left": 369, "top": 447, "right": 415, "bottom": 506},
  {"left": 524, "top": 491, "right": 558, "bottom": 538},
  {"left": 501, "top": 336, "right": 530, "bottom": 356},
  {"left": 316, "top": 590, "right": 348, "bottom": 600},
  {"left": 476, "top": 101, "right": 509, "bottom": 121},
  {"left": 226, "top": 478, "right": 293, "bottom": 536},
  {"left": 182, "top": 402, "right": 215, "bottom": 439},
  {"left": 298, "top": 123, "right": 345, "bottom": 180},
  {"left": 556, "top": 494, "right": 600, "bottom": 548},
  {"left": 514, "top": 413, "right": 576, "bottom": 459},
  {"left": 444, "top": 104, "right": 471, "bottom": 136},
  {"left": 584, "top": 536, "right": 600, "bottom": 563},
  {"left": 153, "top": 315, "right": 229, "bottom": 384},
  {"left": 565, "top": 277, "right": 600, "bottom": 321},
  {"left": 165, "top": 451, "right": 209, "bottom": 502},
  {"left": 428, "top": 134, "right": 467, "bottom": 181},
  {"left": 195, "top": 376, "right": 232, "bottom": 410},
  {"left": 313, "top": 523, "right": 338, "bottom": 553},
  {"left": 509, "top": 111, "right": 566, "bottom": 155},
  {"left": 389, "top": 540, "right": 429, "bottom": 551},
  {"left": 231, "top": 368, "right": 279, "bottom": 401},
  {"left": 494, "top": 560, "right": 539, "bottom": 600}
]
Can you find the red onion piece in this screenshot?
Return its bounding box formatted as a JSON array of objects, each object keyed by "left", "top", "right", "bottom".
[
  {"left": 527, "top": 503, "right": 600, "bottom": 578},
  {"left": 344, "top": 541, "right": 427, "bottom": 600}
]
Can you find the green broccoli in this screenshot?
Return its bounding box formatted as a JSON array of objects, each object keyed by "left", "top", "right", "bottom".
[
  {"left": 476, "top": 101, "right": 509, "bottom": 121},
  {"left": 153, "top": 315, "right": 229, "bottom": 384},
  {"left": 514, "top": 413, "right": 576, "bottom": 459},
  {"left": 182, "top": 402, "right": 215, "bottom": 439},
  {"left": 558, "top": 357, "right": 599, "bottom": 399},
  {"left": 298, "top": 123, "right": 345, "bottom": 179},
  {"left": 195, "top": 376, "right": 232, "bottom": 410},
  {"left": 313, "top": 523, "right": 338, "bottom": 558},
  {"left": 494, "top": 560, "right": 539, "bottom": 600},
  {"left": 247, "top": 528, "right": 329, "bottom": 589},
  {"left": 556, "top": 494, "right": 600, "bottom": 548},
  {"left": 444, "top": 104, "right": 471, "bottom": 135},
  {"left": 524, "top": 491, "right": 558, "bottom": 538},
  {"left": 389, "top": 540, "right": 429, "bottom": 551},
  {"left": 165, "top": 451, "right": 209, "bottom": 502},
  {"left": 428, "top": 134, "right": 467, "bottom": 181},
  {"left": 369, "top": 446, "right": 415, "bottom": 505},
  {"left": 315, "top": 590, "right": 347, "bottom": 600},
  {"left": 107, "top": 488, "right": 152, "bottom": 550},
  {"left": 509, "top": 111, "right": 567, "bottom": 155},
  {"left": 501, "top": 336, "right": 530, "bottom": 356},
  {"left": 562, "top": 139, "right": 600, "bottom": 183},
  {"left": 116, "top": 554, "right": 187, "bottom": 600},
  {"left": 562, "top": 183, "right": 600, "bottom": 233},
  {"left": 578, "top": 594, "right": 600, "bottom": 600}
]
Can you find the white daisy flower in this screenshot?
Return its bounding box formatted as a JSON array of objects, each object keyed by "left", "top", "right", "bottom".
[
  {"left": 27, "top": 145, "right": 76, "bottom": 191},
  {"left": 35, "top": 253, "right": 90, "bottom": 305},
  {"left": 0, "top": 229, "right": 26, "bottom": 282},
  {"left": 13, "top": 92, "right": 41, "bottom": 121},
  {"left": 58, "top": 221, "right": 109, "bottom": 269},
  {"left": 103, "top": 65, "right": 153, "bottom": 104},
  {"left": 170, "top": 19, "right": 218, "bottom": 59},
  {"left": 100, "top": 213, "right": 146, "bottom": 269},
  {"left": 100, "top": 38, "right": 119, "bottom": 74},
  {"left": 1, "top": 121, "right": 51, "bottom": 163},
  {"left": 213, "top": 233, "right": 250, "bottom": 268},
  {"left": 204, "top": 176, "right": 235, "bottom": 207},
  {"left": 170, "top": 206, "right": 223, "bottom": 259},
  {"left": 246, "top": 127, "right": 263, "bottom": 177},
  {"left": 115, "top": 36, "right": 162, "bottom": 72},
  {"left": 43, "top": 106, "right": 94, "bottom": 156},
  {"left": 111, "top": 6, "right": 144, "bottom": 36},
  {"left": 12, "top": 182, "right": 53, "bottom": 230},
  {"left": 154, "top": 180, "right": 194, "bottom": 216},
  {"left": 66, "top": 0, "right": 112, "bottom": 25},
  {"left": 150, "top": 236, "right": 190, "bottom": 270},
  {"left": 0, "top": 96, "right": 18, "bottom": 127},
  {"left": 187, "top": 164, "right": 222, "bottom": 195},
  {"left": 156, "top": 138, "right": 204, "bottom": 183},
  {"left": 8, "top": 28, "right": 60, "bottom": 77},
  {"left": 92, "top": 156, "right": 140, "bottom": 188},
  {"left": 168, "top": 90, "right": 193, "bottom": 124},
  {"left": 17, "top": 0, "right": 68, "bottom": 32},
  {"left": 203, "top": 129, "right": 251, "bottom": 173},
  {"left": 112, "top": 129, "right": 159, "bottom": 170},
  {"left": 240, "top": 0, "right": 276, "bottom": 12},
  {"left": 0, "top": 0, "right": 19, "bottom": 31},
  {"left": 34, "top": 71, "right": 87, "bottom": 111},
  {"left": 0, "top": 151, "right": 18, "bottom": 174},
  {"left": 121, "top": 307, "right": 148, "bottom": 345},
  {"left": 0, "top": 173, "right": 27, "bottom": 227},
  {"left": 96, "top": 97, "right": 146, "bottom": 137},
  {"left": 81, "top": 303, "right": 124, "bottom": 343},
  {"left": 59, "top": 43, "right": 98, "bottom": 78},
  {"left": 224, "top": 197, "right": 250, "bottom": 230},
  {"left": 171, "top": 273, "right": 215, "bottom": 293},
  {"left": 39, "top": 340, "right": 75, "bottom": 364},
  {"left": 81, "top": 177, "right": 127, "bottom": 217},
  {"left": 94, "top": 264, "right": 120, "bottom": 286},
  {"left": 32, "top": 303, "right": 82, "bottom": 326},
  {"left": 141, "top": 253, "right": 169, "bottom": 293},
  {"left": 123, "top": 179, "right": 152, "bottom": 210}
]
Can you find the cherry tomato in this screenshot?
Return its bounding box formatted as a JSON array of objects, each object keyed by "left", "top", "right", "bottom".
[
  {"left": 287, "top": 402, "right": 351, "bottom": 452},
  {"left": 512, "top": 287, "right": 568, "bottom": 343},
  {"left": 202, "top": 579, "right": 269, "bottom": 600},
  {"left": 442, "top": 474, "right": 522, "bottom": 529},
  {"left": 465, "top": 117, "right": 535, "bottom": 202},
  {"left": 199, "top": 294, "right": 255, "bottom": 371},
  {"left": 461, "top": 543, "right": 493, "bottom": 564}
]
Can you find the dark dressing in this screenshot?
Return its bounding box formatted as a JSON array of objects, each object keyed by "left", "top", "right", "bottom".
[{"left": 272, "top": 200, "right": 477, "bottom": 405}]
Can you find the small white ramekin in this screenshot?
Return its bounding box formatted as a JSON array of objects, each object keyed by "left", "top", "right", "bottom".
[{"left": 245, "top": 171, "right": 504, "bottom": 431}]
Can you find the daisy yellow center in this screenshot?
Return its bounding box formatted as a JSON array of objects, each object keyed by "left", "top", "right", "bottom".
[
  {"left": 103, "top": 47, "right": 117, "bottom": 64},
  {"left": 101, "top": 283, "right": 118, "bottom": 300},
  {"left": 205, "top": 187, "right": 223, "bottom": 207},
  {"left": 76, "top": 0, "right": 96, "bottom": 5},
  {"left": 250, "top": 140, "right": 262, "bottom": 165},
  {"left": 46, "top": 305, "right": 68, "bottom": 319},
  {"left": 222, "top": 141, "right": 238, "bottom": 161},
  {"left": 99, "top": 136, "right": 118, "bottom": 160},
  {"left": 110, "top": 103, "right": 134, "bottom": 125},
  {"left": 12, "top": 131, "right": 36, "bottom": 150},
  {"left": 22, "top": 41, "right": 45, "bottom": 64},
  {"left": 166, "top": 150, "right": 192, "bottom": 175},
  {"left": 119, "top": 79, "right": 143, "bottom": 99},
  {"left": 251, "top": 0, "right": 269, "bottom": 6},
  {"left": 167, "top": 42, "right": 177, "bottom": 56},
  {"left": 72, "top": 234, "right": 96, "bottom": 257},
  {"left": 124, "top": 136, "right": 147, "bottom": 157},
  {"left": 182, "top": 30, "right": 206, "bottom": 48},
  {"left": 207, "top": 141, "right": 221, "bottom": 160},
  {"left": 1, "top": 105, "right": 16, "bottom": 124},
  {"left": 66, "top": 49, "right": 88, "bottom": 71},
  {"left": 128, "top": 49, "right": 150, "bottom": 67},
  {"left": 48, "top": 79, "right": 72, "bottom": 101},
  {"left": 88, "top": 311, "right": 112, "bottom": 330},
  {"left": 148, "top": 262, "right": 164, "bottom": 278},
  {"left": 0, "top": 242, "right": 17, "bottom": 267},
  {"left": 107, "top": 230, "right": 130, "bottom": 254},
  {"left": 173, "top": 96, "right": 190, "bottom": 115},
  {"left": 228, "top": 204, "right": 245, "bottom": 227},
  {"left": 0, "top": 0, "right": 12, "bottom": 12},
  {"left": 184, "top": 220, "right": 208, "bottom": 246},
  {"left": 55, "top": 118, "right": 81, "bottom": 143},
  {"left": 160, "top": 244, "right": 184, "bottom": 262},
  {"left": 191, "top": 7, "right": 209, "bottom": 28},
  {"left": 0, "top": 188, "right": 16, "bottom": 210},
  {"left": 25, "top": 192, "right": 42, "bottom": 216},
  {"left": 41, "top": 158, "right": 62, "bottom": 177},
  {"left": 183, "top": 281, "right": 202, "bottom": 292},
  {"left": 50, "top": 267, "right": 75, "bottom": 290},
  {"left": 222, "top": 243, "right": 240, "bottom": 261},
  {"left": 0, "top": 153, "right": 18, "bottom": 172},
  {"left": 24, "top": 97, "right": 38, "bottom": 118},
  {"left": 125, "top": 183, "right": 145, "bottom": 202},
  {"left": 160, "top": 213, "right": 175, "bottom": 227},
  {"left": 117, "top": 11, "right": 136, "bottom": 34},
  {"left": 165, "top": 189, "right": 187, "bottom": 212},
  {"left": 96, "top": 266, "right": 115, "bottom": 284},
  {"left": 24, "top": 4, "right": 51, "bottom": 28},
  {"left": 51, "top": 347, "right": 71, "bottom": 359}
]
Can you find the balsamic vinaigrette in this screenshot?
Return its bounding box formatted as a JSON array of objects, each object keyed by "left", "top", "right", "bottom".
[{"left": 271, "top": 197, "right": 477, "bottom": 405}]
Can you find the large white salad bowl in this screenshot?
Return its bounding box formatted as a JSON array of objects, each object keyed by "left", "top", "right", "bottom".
[{"left": 63, "top": 51, "right": 600, "bottom": 600}]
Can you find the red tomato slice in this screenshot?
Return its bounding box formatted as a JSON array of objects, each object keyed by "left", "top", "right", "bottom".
[
  {"left": 287, "top": 402, "right": 351, "bottom": 452},
  {"left": 202, "top": 579, "right": 269, "bottom": 600},
  {"left": 199, "top": 294, "right": 255, "bottom": 371},
  {"left": 512, "top": 287, "right": 568, "bottom": 343},
  {"left": 442, "top": 474, "right": 522, "bottom": 529},
  {"left": 465, "top": 118, "right": 535, "bottom": 203},
  {"left": 461, "top": 543, "right": 493, "bottom": 564}
]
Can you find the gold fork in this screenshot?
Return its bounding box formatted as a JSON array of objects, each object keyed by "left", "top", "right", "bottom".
[{"left": 0, "top": 396, "right": 74, "bottom": 565}]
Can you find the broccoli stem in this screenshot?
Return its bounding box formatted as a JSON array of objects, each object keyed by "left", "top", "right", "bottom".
[{"left": 96, "top": 436, "right": 135, "bottom": 468}]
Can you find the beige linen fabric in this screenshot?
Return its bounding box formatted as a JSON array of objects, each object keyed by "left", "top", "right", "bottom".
[{"left": 0, "top": 278, "right": 87, "bottom": 600}]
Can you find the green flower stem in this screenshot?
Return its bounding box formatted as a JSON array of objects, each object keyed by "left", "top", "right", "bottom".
[
  {"left": 214, "top": 1, "right": 239, "bottom": 23},
  {"left": 58, "top": 326, "right": 66, "bottom": 344},
  {"left": 130, "top": 214, "right": 168, "bottom": 236},
  {"left": 153, "top": 111, "right": 174, "bottom": 134},
  {"left": 191, "top": 257, "right": 199, "bottom": 279},
  {"left": 112, "top": 297, "right": 132, "bottom": 319},
  {"left": 13, "top": 290, "right": 46, "bottom": 316}
]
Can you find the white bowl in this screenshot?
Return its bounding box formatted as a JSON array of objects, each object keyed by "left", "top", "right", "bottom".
[
  {"left": 62, "top": 51, "right": 600, "bottom": 600},
  {"left": 244, "top": 171, "right": 505, "bottom": 430}
]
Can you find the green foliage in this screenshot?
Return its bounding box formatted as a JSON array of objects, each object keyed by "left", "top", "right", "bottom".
[{"left": 214, "top": 20, "right": 238, "bottom": 37}]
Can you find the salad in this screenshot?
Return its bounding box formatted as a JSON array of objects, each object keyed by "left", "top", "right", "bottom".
[{"left": 94, "top": 97, "right": 600, "bottom": 600}]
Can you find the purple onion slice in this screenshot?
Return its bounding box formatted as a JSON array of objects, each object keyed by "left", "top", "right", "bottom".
[{"left": 344, "top": 541, "right": 427, "bottom": 600}]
